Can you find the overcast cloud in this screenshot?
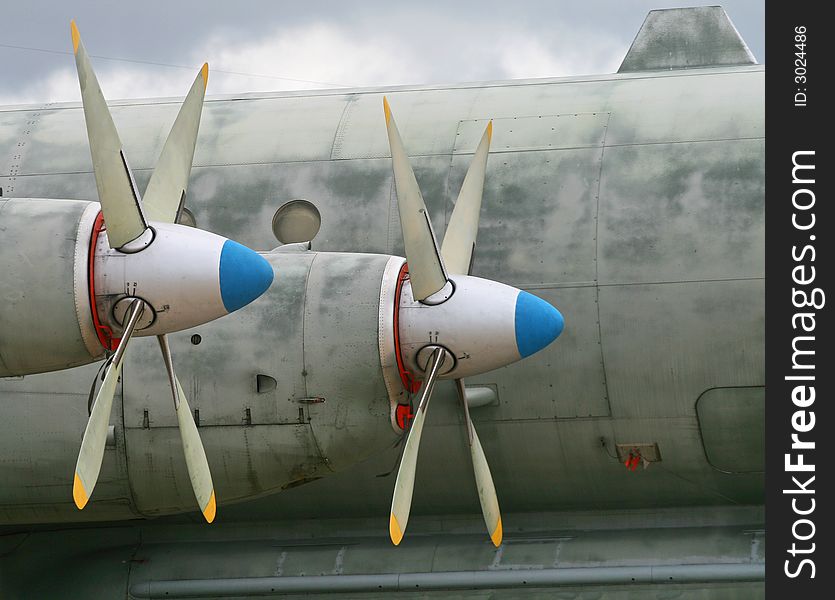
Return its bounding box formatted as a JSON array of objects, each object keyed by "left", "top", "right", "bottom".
[{"left": 0, "top": 1, "right": 764, "bottom": 106}]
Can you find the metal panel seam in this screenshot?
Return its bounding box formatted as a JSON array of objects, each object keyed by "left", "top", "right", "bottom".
[
  {"left": 593, "top": 112, "right": 613, "bottom": 418},
  {"left": 328, "top": 94, "right": 356, "bottom": 160}
]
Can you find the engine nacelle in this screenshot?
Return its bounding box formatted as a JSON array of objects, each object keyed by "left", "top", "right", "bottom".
[
  {"left": 117, "top": 249, "right": 403, "bottom": 518},
  {"left": 397, "top": 271, "right": 565, "bottom": 380},
  {"left": 0, "top": 199, "right": 102, "bottom": 377},
  {"left": 0, "top": 198, "right": 273, "bottom": 378}
]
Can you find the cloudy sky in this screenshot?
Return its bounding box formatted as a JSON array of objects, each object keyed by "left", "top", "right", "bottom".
[{"left": 1, "top": 1, "right": 763, "bottom": 106}]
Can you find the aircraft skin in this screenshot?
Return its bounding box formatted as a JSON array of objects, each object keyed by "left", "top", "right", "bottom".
[{"left": 0, "top": 7, "right": 763, "bottom": 598}]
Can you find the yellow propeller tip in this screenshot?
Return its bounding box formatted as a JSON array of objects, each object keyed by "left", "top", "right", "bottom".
[
  {"left": 383, "top": 96, "right": 392, "bottom": 124},
  {"left": 202, "top": 491, "right": 217, "bottom": 523},
  {"left": 389, "top": 513, "right": 403, "bottom": 545},
  {"left": 486, "top": 120, "right": 493, "bottom": 143},
  {"left": 201, "top": 63, "right": 209, "bottom": 91},
  {"left": 70, "top": 20, "right": 80, "bottom": 54},
  {"left": 490, "top": 517, "right": 503, "bottom": 547},
  {"left": 72, "top": 472, "right": 88, "bottom": 509}
]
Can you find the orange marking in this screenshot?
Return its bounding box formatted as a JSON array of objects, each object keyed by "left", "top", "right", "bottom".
[
  {"left": 383, "top": 96, "right": 392, "bottom": 125},
  {"left": 70, "top": 20, "right": 81, "bottom": 54},
  {"left": 202, "top": 490, "right": 217, "bottom": 523},
  {"left": 490, "top": 517, "right": 503, "bottom": 547},
  {"left": 201, "top": 63, "right": 209, "bottom": 91},
  {"left": 389, "top": 513, "right": 404, "bottom": 545},
  {"left": 486, "top": 120, "right": 493, "bottom": 144},
  {"left": 73, "top": 472, "right": 88, "bottom": 509}
]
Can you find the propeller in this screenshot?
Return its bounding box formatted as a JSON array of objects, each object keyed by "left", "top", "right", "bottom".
[
  {"left": 384, "top": 98, "right": 564, "bottom": 546},
  {"left": 74, "top": 298, "right": 146, "bottom": 511},
  {"left": 389, "top": 346, "right": 446, "bottom": 545},
  {"left": 383, "top": 98, "right": 448, "bottom": 301},
  {"left": 71, "top": 20, "right": 148, "bottom": 251},
  {"left": 158, "top": 335, "right": 216, "bottom": 522},
  {"left": 70, "top": 21, "right": 273, "bottom": 522}
]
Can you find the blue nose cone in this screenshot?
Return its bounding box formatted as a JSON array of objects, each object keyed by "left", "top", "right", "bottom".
[
  {"left": 219, "top": 240, "right": 274, "bottom": 313},
  {"left": 514, "top": 291, "right": 564, "bottom": 358}
]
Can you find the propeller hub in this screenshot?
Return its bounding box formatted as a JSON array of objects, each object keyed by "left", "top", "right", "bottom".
[
  {"left": 93, "top": 221, "right": 274, "bottom": 338},
  {"left": 397, "top": 275, "right": 564, "bottom": 380}
]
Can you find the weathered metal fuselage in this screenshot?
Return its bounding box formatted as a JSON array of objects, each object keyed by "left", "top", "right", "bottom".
[{"left": 0, "top": 63, "right": 763, "bottom": 524}]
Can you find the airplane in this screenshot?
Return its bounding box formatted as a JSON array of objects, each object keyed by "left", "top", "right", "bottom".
[
  {"left": 0, "top": 6, "right": 763, "bottom": 599},
  {"left": 2, "top": 19, "right": 565, "bottom": 544}
]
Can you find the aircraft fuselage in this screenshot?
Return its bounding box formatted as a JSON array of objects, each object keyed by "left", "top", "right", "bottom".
[{"left": 0, "top": 64, "right": 764, "bottom": 523}]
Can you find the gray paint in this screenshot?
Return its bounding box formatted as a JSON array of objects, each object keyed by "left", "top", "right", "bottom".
[
  {"left": 0, "top": 506, "right": 764, "bottom": 599},
  {"left": 130, "top": 564, "right": 764, "bottom": 596},
  {"left": 618, "top": 7, "right": 756, "bottom": 72},
  {"left": 0, "top": 250, "right": 398, "bottom": 521},
  {"left": 0, "top": 64, "right": 763, "bottom": 522},
  {"left": 697, "top": 386, "right": 764, "bottom": 474},
  {"left": 0, "top": 362, "right": 136, "bottom": 522},
  {"left": 0, "top": 67, "right": 764, "bottom": 518},
  {"left": 0, "top": 8, "right": 764, "bottom": 594},
  {"left": 303, "top": 252, "right": 396, "bottom": 471},
  {"left": 0, "top": 198, "right": 98, "bottom": 376}
]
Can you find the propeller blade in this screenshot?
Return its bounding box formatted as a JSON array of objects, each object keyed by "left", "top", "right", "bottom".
[
  {"left": 143, "top": 64, "right": 209, "bottom": 223},
  {"left": 383, "top": 97, "right": 448, "bottom": 301},
  {"left": 157, "top": 335, "right": 217, "bottom": 523},
  {"left": 73, "top": 299, "right": 145, "bottom": 509},
  {"left": 389, "top": 346, "right": 446, "bottom": 545},
  {"left": 441, "top": 122, "right": 492, "bottom": 275},
  {"left": 456, "top": 379, "right": 502, "bottom": 547},
  {"left": 71, "top": 20, "right": 148, "bottom": 249}
]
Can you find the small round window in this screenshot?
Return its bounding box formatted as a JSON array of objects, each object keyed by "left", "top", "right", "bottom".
[{"left": 272, "top": 199, "right": 321, "bottom": 244}]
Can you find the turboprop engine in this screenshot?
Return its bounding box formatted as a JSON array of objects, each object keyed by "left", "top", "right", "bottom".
[
  {"left": 0, "top": 200, "right": 272, "bottom": 378},
  {"left": 380, "top": 99, "right": 564, "bottom": 547},
  {"left": 0, "top": 22, "right": 273, "bottom": 524}
]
